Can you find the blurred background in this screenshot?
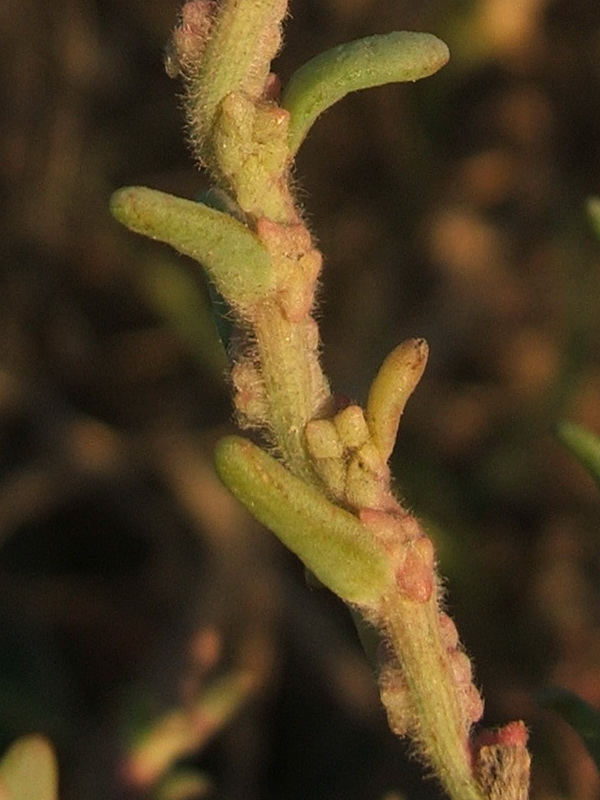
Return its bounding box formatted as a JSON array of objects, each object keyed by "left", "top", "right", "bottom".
[{"left": 2, "top": 0, "right": 600, "bottom": 798}]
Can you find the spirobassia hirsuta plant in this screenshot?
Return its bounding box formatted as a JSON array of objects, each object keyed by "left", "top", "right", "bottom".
[{"left": 110, "top": 3, "right": 531, "bottom": 799}]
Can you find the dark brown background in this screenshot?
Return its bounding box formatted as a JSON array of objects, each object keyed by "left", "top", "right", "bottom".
[{"left": 2, "top": 1, "right": 600, "bottom": 799}]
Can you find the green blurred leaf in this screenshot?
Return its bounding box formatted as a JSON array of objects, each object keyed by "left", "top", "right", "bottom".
[
  {"left": 153, "top": 768, "right": 212, "bottom": 800},
  {"left": 142, "top": 257, "right": 228, "bottom": 378},
  {"left": 0, "top": 736, "right": 57, "bottom": 800},
  {"left": 555, "top": 420, "right": 600, "bottom": 492},
  {"left": 587, "top": 196, "right": 600, "bottom": 240},
  {"left": 215, "top": 435, "right": 395, "bottom": 608},
  {"left": 538, "top": 686, "right": 600, "bottom": 771},
  {"left": 128, "top": 670, "right": 253, "bottom": 789}
]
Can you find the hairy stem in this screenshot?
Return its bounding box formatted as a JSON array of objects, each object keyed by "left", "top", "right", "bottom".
[
  {"left": 251, "top": 302, "right": 331, "bottom": 477},
  {"left": 111, "top": 3, "right": 533, "bottom": 798},
  {"left": 382, "top": 594, "right": 485, "bottom": 800},
  {"left": 187, "top": 0, "right": 287, "bottom": 170}
]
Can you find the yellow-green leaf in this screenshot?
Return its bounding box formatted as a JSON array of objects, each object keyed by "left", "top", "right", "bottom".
[
  {"left": 283, "top": 32, "right": 450, "bottom": 154},
  {"left": 215, "top": 436, "right": 394, "bottom": 608},
  {"left": 110, "top": 187, "right": 276, "bottom": 310}
]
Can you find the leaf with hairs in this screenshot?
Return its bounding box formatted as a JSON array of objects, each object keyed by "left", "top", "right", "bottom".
[
  {"left": 283, "top": 32, "right": 449, "bottom": 154},
  {"left": 215, "top": 436, "right": 394, "bottom": 608},
  {"left": 110, "top": 187, "right": 276, "bottom": 310}
]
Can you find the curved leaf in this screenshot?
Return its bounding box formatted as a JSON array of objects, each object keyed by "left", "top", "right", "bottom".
[
  {"left": 110, "top": 187, "right": 276, "bottom": 309},
  {"left": 282, "top": 31, "right": 450, "bottom": 154},
  {"left": 366, "top": 338, "right": 428, "bottom": 462},
  {"left": 538, "top": 686, "right": 600, "bottom": 772}
]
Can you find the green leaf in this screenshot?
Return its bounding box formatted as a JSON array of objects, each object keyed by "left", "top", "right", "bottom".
[
  {"left": 538, "top": 686, "right": 600, "bottom": 771},
  {"left": 142, "top": 258, "right": 229, "bottom": 377},
  {"left": 214, "top": 436, "right": 395, "bottom": 608},
  {"left": 587, "top": 196, "right": 600, "bottom": 240},
  {"left": 154, "top": 768, "right": 212, "bottom": 800},
  {"left": 282, "top": 31, "right": 450, "bottom": 154},
  {"left": 366, "top": 338, "right": 428, "bottom": 462},
  {"left": 129, "top": 670, "right": 253, "bottom": 787},
  {"left": 0, "top": 736, "right": 57, "bottom": 800},
  {"left": 110, "top": 187, "right": 276, "bottom": 309},
  {"left": 555, "top": 420, "right": 600, "bottom": 492}
]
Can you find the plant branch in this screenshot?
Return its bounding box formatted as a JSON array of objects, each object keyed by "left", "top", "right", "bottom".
[{"left": 110, "top": 3, "right": 532, "bottom": 799}]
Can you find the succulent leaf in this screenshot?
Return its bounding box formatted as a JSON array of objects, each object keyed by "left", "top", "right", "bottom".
[
  {"left": 283, "top": 32, "right": 450, "bottom": 154},
  {"left": 110, "top": 187, "right": 276, "bottom": 309},
  {"left": 215, "top": 435, "right": 395, "bottom": 608}
]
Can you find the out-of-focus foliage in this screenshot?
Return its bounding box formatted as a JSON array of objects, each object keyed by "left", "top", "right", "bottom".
[
  {"left": 538, "top": 687, "right": 600, "bottom": 774},
  {"left": 2, "top": 1, "right": 600, "bottom": 799},
  {"left": 556, "top": 420, "right": 600, "bottom": 491},
  {"left": 0, "top": 736, "right": 57, "bottom": 800}
]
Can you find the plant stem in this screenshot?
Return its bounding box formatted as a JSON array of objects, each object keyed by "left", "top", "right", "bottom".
[
  {"left": 189, "top": 0, "right": 287, "bottom": 169},
  {"left": 382, "top": 594, "right": 486, "bottom": 800},
  {"left": 112, "top": 3, "right": 533, "bottom": 797},
  {"left": 250, "top": 298, "right": 331, "bottom": 480}
]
